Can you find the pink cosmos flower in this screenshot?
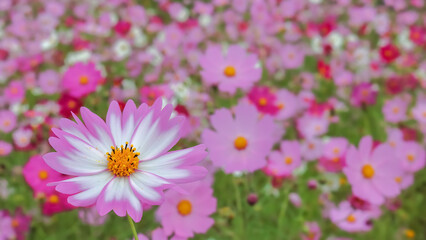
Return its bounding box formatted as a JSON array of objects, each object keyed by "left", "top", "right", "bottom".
[
  {"left": 12, "top": 128, "right": 33, "bottom": 149},
  {"left": 382, "top": 97, "right": 408, "bottom": 123},
  {"left": 343, "top": 136, "right": 401, "bottom": 205},
  {"left": 301, "top": 221, "right": 321, "bottom": 240},
  {"left": 156, "top": 181, "right": 216, "bottom": 239},
  {"left": 0, "top": 210, "right": 15, "bottom": 240},
  {"left": 38, "top": 70, "right": 60, "bottom": 95},
  {"left": 247, "top": 86, "right": 279, "bottom": 115},
  {"left": 297, "top": 113, "right": 329, "bottom": 138},
  {"left": 412, "top": 100, "right": 426, "bottom": 124},
  {"left": 280, "top": 44, "right": 305, "bottom": 69},
  {"left": 9, "top": 208, "right": 31, "bottom": 240},
  {"left": 274, "top": 89, "right": 299, "bottom": 120},
  {"left": 396, "top": 141, "right": 425, "bottom": 173},
  {"left": 330, "top": 201, "right": 372, "bottom": 232},
  {"left": 4, "top": 81, "right": 25, "bottom": 104},
  {"left": 289, "top": 192, "right": 302, "bottom": 207},
  {"left": 43, "top": 99, "right": 207, "bottom": 222},
  {"left": 42, "top": 192, "right": 75, "bottom": 216},
  {"left": 62, "top": 62, "right": 103, "bottom": 98},
  {"left": 386, "top": 128, "right": 404, "bottom": 149},
  {"left": 199, "top": 44, "right": 261, "bottom": 94},
  {"left": 0, "top": 141, "right": 12, "bottom": 156},
  {"left": 23, "top": 155, "right": 63, "bottom": 196},
  {"left": 350, "top": 82, "right": 378, "bottom": 107},
  {"left": 202, "top": 102, "right": 277, "bottom": 173},
  {"left": 265, "top": 141, "right": 301, "bottom": 177},
  {"left": 301, "top": 138, "right": 323, "bottom": 161},
  {"left": 0, "top": 110, "right": 17, "bottom": 133},
  {"left": 140, "top": 85, "right": 173, "bottom": 106},
  {"left": 319, "top": 138, "right": 349, "bottom": 172}
]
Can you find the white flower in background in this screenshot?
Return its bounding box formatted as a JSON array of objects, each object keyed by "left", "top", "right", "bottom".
[
  {"left": 353, "top": 47, "right": 370, "bottom": 68},
  {"left": 170, "top": 82, "right": 190, "bottom": 101},
  {"left": 41, "top": 32, "right": 59, "bottom": 51},
  {"left": 146, "top": 47, "right": 163, "bottom": 66},
  {"left": 131, "top": 28, "right": 147, "bottom": 47},
  {"left": 199, "top": 14, "right": 212, "bottom": 27},
  {"left": 310, "top": 35, "right": 323, "bottom": 54},
  {"left": 113, "top": 39, "right": 131, "bottom": 60},
  {"left": 65, "top": 50, "right": 92, "bottom": 65},
  {"left": 398, "top": 29, "right": 414, "bottom": 50},
  {"left": 327, "top": 32, "right": 344, "bottom": 52}
]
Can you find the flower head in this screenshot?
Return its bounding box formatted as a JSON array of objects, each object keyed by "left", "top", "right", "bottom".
[
  {"left": 43, "top": 99, "right": 207, "bottom": 222},
  {"left": 62, "top": 62, "right": 102, "bottom": 98}
]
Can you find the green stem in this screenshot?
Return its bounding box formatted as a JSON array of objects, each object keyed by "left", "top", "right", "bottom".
[
  {"left": 276, "top": 185, "right": 291, "bottom": 240},
  {"left": 233, "top": 179, "right": 245, "bottom": 239},
  {"left": 127, "top": 214, "right": 139, "bottom": 240}
]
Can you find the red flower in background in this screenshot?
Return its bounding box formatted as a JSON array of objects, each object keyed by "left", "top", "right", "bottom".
[
  {"left": 114, "top": 20, "right": 132, "bottom": 36},
  {"left": 317, "top": 60, "right": 331, "bottom": 79},
  {"left": 58, "top": 94, "right": 82, "bottom": 118},
  {"left": 380, "top": 44, "right": 400, "bottom": 63}
]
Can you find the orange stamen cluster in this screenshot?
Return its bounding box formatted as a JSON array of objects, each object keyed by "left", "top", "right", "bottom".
[
  {"left": 224, "top": 66, "right": 236, "bottom": 77},
  {"left": 107, "top": 142, "right": 140, "bottom": 177},
  {"left": 234, "top": 136, "right": 248, "bottom": 150},
  {"left": 177, "top": 199, "right": 192, "bottom": 216}
]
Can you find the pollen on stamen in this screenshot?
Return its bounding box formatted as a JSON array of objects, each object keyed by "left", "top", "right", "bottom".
[{"left": 107, "top": 141, "right": 140, "bottom": 177}]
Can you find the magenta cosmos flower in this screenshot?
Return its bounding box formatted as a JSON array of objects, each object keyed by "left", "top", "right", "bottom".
[
  {"left": 156, "top": 181, "right": 216, "bottom": 239},
  {"left": 330, "top": 201, "right": 372, "bottom": 233},
  {"left": 202, "top": 102, "right": 277, "bottom": 173},
  {"left": 62, "top": 62, "right": 103, "bottom": 98},
  {"left": 343, "top": 136, "right": 401, "bottom": 205},
  {"left": 199, "top": 44, "right": 262, "bottom": 94},
  {"left": 43, "top": 99, "right": 207, "bottom": 222}
]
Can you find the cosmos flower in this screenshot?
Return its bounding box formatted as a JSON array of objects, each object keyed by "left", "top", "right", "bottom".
[
  {"left": 0, "top": 110, "right": 17, "bottom": 133},
  {"left": 43, "top": 99, "right": 207, "bottom": 222},
  {"left": 330, "top": 201, "right": 372, "bottom": 233},
  {"left": 379, "top": 43, "right": 400, "bottom": 63},
  {"left": 247, "top": 86, "right": 280, "bottom": 115},
  {"left": 382, "top": 97, "right": 408, "bottom": 123},
  {"left": 343, "top": 136, "right": 401, "bottom": 205},
  {"left": 202, "top": 102, "right": 277, "bottom": 173},
  {"left": 301, "top": 221, "right": 321, "bottom": 240},
  {"left": 0, "top": 141, "right": 13, "bottom": 157},
  {"left": 395, "top": 141, "right": 425, "bottom": 173},
  {"left": 0, "top": 210, "right": 15, "bottom": 240},
  {"left": 156, "top": 181, "right": 216, "bottom": 239},
  {"left": 319, "top": 138, "right": 349, "bottom": 172},
  {"left": 62, "top": 62, "right": 103, "bottom": 98},
  {"left": 3, "top": 81, "right": 25, "bottom": 104},
  {"left": 265, "top": 141, "right": 301, "bottom": 177},
  {"left": 350, "top": 82, "right": 378, "bottom": 107},
  {"left": 199, "top": 44, "right": 261, "bottom": 94}
]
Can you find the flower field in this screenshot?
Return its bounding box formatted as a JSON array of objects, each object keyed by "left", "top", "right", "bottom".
[{"left": 1, "top": 0, "right": 426, "bottom": 239}]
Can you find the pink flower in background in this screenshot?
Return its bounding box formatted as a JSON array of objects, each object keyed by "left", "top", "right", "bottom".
[
  {"left": 4, "top": 81, "right": 25, "bottom": 104},
  {"left": 382, "top": 97, "right": 408, "bottom": 123},
  {"left": 412, "top": 100, "right": 426, "bottom": 124},
  {"left": 0, "top": 210, "right": 15, "bottom": 240},
  {"left": 247, "top": 86, "right": 279, "bottom": 115},
  {"left": 199, "top": 44, "right": 261, "bottom": 94},
  {"left": 23, "top": 155, "right": 63, "bottom": 196},
  {"left": 330, "top": 201, "right": 372, "bottom": 232},
  {"left": 42, "top": 192, "right": 75, "bottom": 216},
  {"left": 265, "top": 141, "right": 301, "bottom": 177},
  {"left": 274, "top": 89, "right": 299, "bottom": 120},
  {"left": 0, "top": 110, "right": 17, "bottom": 133},
  {"left": 9, "top": 208, "right": 31, "bottom": 240},
  {"left": 386, "top": 128, "right": 404, "bottom": 149},
  {"left": 350, "top": 82, "right": 378, "bottom": 107},
  {"left": 343, "top": 136, "right": 401, "bottom": 205},
  {"left": 281, "top": 44, "right": 305, "bottom": 69},
  {"left": 43, "top": 99, "right": 207, "bottom": 222},
  {"left": 319, "top": 138, "right": 349, "bottom": 172},
  {"left": 12, "top": 128, "right": 33, "bottom": 149},
  {"left": 297, "top": 113, "right": 329, "bottom": 138},
  {"left": 202, "top": 102, "right": 277, "bottom": 173},
  {"left": 157, "top": 181, "right": 216, "bottom": 239},
  {"left": 38, "top": 70, "right": 60, "bottom": 95},
  {"left": 289, "top": 192, "right": 302, "bottom": 207},
  {"left": 0, "top": 141, "right": 12, "bottom": 156},
  {"left": 78, "top": 207, "right": 108, "bottom": 226},
  {"left": 62, "top": 62, "right": 102, "bottom": 98},
  {"left": 301, "top": 221, "right": 321, "bottom": 240},
  {"left": 301, "top": 138, "right": 324, "bottom": 161},
  {"left": 140, "top": 85, "right": 173, "bottom": 106},
  {"left": 396, "top": 141, "right": 425, "bottom": 172}
]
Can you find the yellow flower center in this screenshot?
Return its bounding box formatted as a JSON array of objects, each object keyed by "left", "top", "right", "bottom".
[
  {"left": 11, "top": 219, "right": 19, "bottom": 227},
  {"left": 67, "top": 100, "right": 76, "bottom": 109},
  {"left": 278, "top": 103, "right": 285, "bottom": 109},
  {"left": 234, "top": 136, "right": 248, "bottom": 150},
  {"left": 79, "top": 75, "right": 89, "bottom": 85},
  {"left": 362, "top": 164, "right": 375, "bottom": 179},
  {"left": 331, "top": 157, "right": 340, "bottom": 162},
  {"left": 405, "top": 229, "right": 415, "bottom": 238},
  {"left": 48, "top": 195, "right": 59, "bottom": 204},
  {"left": 407, "top": 154, "right": 415, "bottom": 162},
  {"left": 223, "top": 66, "right": 236, "bottom": 77},
  {"left": 106, "top": 142, "right": 140, "bottom": 177},
  {"left": 333, "top": 147, "right": 340, "bottom": 154},
  {"left": 392, "top": 107, "right": 399, "bottom": 114},
  {"left": 39, "top": 170, "right": 49, "bottom": 180},
  {"left": 3, "top": 120, "right": 10, "bottom": 127},
  {"left": 177, "top": 199, "right": 192, "bottom": 216},
  {"left": 284, "top": 156, "right": 293, "bottom": 165},
  {"left": 258, "top": 97, "right": 267, "bottom": 106},
  {"left": 395, "top": 177, "right": 402, "bottom": 183},
  {"left": 346, "top": 214, "right": 356, "bottom": 223}
]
